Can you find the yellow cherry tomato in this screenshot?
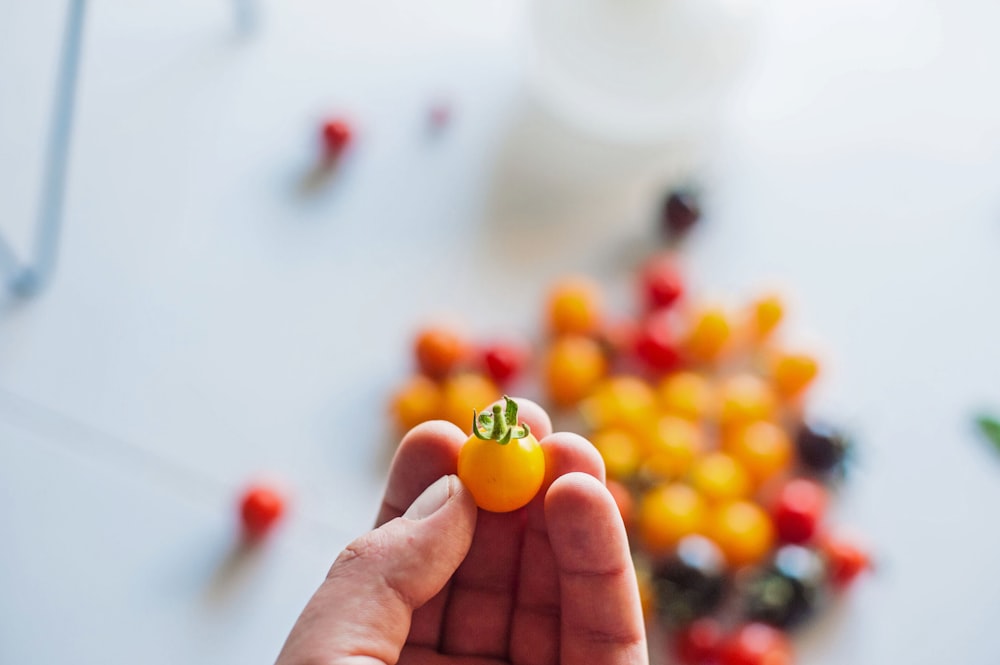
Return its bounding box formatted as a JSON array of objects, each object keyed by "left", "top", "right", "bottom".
[
  {"left": 690, "top": 452, "right": 751, "bottom": 503},
  {"left": 542, "top": 335, "right": 608, "bottom": 407},
  {"left": 643, "top": 415, "right": 705, "bottom": 480},
  {"left": 684, "top": 306, "right": 732, "bottom": 363},
  {"left": 718, "top": 374, "right": 777, "bottom": 429},
  {"left": 750, "top": 293, "right": 785, "bottom": 340},
  {"left": 709, "top": 500, "right": 774, "bottom": 567},
  {"left": 771, "top": 351, "right": 820, "bottom": 399},
  {"left": 440, "top": 373, "right": 501, "bottom": 432},
  {"left": 637, "top": 483, "right": 708, "bottom": 555},
  {"left": 580, "top": 375, "right": 657, "bottom": 432},
  {"left": 457, "top": 398, "right": 545, "bottom": 513},
  {"left": 546, "top": 276, "right": 604, "bottom": 337},
  {"left": 391, "top": 374, "right": 442, "bottom": 432},
  {"left": 657, "top": 371, "right": 715, "bottom": 421},
  {"left": 724, "top": 420, "right": 793, "bottom": 485},
  {"left": 591, "top": 428, "right": 642, "bottom": 480}
]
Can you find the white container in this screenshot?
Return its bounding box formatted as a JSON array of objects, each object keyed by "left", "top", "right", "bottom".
[{"left": 527, "top": 0, "right": 762, "bottom": 146}]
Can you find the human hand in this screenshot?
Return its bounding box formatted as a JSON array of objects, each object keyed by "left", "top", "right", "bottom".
[{"left": 275, "top": 398, "right": 648, "bottom": 665}]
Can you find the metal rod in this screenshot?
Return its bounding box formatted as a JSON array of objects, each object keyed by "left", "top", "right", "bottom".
[{"left": 12, "top": 0, "right": 87, "bottom": 297}]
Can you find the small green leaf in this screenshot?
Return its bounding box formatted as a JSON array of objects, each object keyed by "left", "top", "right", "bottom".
[{"left": 975, "top": 414, "right": 1000, "bottom": 452}]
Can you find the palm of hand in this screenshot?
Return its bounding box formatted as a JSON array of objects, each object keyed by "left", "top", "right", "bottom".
[{"left": 378, "top": 402, "right": 647, "bottom": 665}]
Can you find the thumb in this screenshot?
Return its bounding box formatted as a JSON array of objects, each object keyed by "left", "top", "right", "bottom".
[{"left": 276, "top": 475, "right": 477, "bottom": 665}]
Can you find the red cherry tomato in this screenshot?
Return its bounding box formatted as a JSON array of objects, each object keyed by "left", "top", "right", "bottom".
[
  {"left": 821, "top": 533, "right": 871, "bottom": 588},
  {"left": 674, "top": 617, "right": 723, "bottom": 664},
  {"left": 640, "top": 255, "right": 684, "bottom": 311},
  {"left": 321, "top": 118, "right": 353, "bottom": 157},
  {"left": 771, "top": 478, "right": 827, "bottom": 544},
  {"left": 480, "top": 341, "right": 528, "bottom": 386},
  {"left": 240, "top": 484, "right": 286, "bottom": 539},
  {"left": 634, "top": 310, "right": 682, "bottom": 373},
  {"left": 718, "top": 623, "right": 793, "bottom": 665}
]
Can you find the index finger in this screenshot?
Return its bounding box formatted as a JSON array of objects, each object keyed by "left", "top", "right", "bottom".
[{"left": 375, "top": 420, "right": 465, "bottom": 526}]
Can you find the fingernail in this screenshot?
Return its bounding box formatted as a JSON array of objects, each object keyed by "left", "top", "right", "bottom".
[{"left": 403, "top": 475, "right": 456, "bottom": 520}]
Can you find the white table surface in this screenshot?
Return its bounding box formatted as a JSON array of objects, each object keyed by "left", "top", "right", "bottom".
[{"left": 2, "top": 0, "right": 1000, "bottom": 663}]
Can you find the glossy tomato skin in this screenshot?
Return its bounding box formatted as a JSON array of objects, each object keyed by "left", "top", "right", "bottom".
[
  {"left": 674, "top": 617, "right": 723, "bottom": 665},
  {"left": 240, "top": 485, "right": 286, "bottom": 539},
  {"left": 661, "top": 189, "right": 702, "bottom": 239},
  {"left": 750, "top": 293, "right": 784, "bottom": 340},
  {"left": 414, "top": 326, "right": 469, "bottom": 379},
  {"left": 637, "top": 484, "right": 707, "bottom": 555},
  {"left": 653, "top": 535, "right": 728, "bottom": 625},
  {"left": 709, "top": 500, "right": 774, "bottom": 568},
  {"left": 458, "top": 433, "right": 545, "bottom": 513},
  {"left": 634, "top": 310, "right": 683, "bottom": 373},
  {"left": 718, "top": 623, "right": 793, "bottom": 665},
  {"left": 321, "top": 118, "right": 353, "bottom": 156},
  {"left": 480, "top": 341, "right": 528, "bottom": 386},
  {"left": 745, "top": 545, "right": 826, "bottom": 629},
  {"left": 390, "top": 374, "right": 442, "bottom": 432},
  {"left": 795, "top": 422, "right": 850, "bottom": 475},
  {"left": 640, "top": 255, "right": 685, "bottom": 311},
  {"left": 543, "top": 335, "right": 607, "bottom": 407},
  {"left": 546, "top": 277, "right": 604, "bottom": 337},
  {"left": 684, "top": 306, "right": 732, "bottom": 364},
  {"left": 771, "top": 478, "right": 827, "bottom": 544},
  {"left": 605, "top": 478, "right": 635, "bottom": 530},
  {"left": 771, "top": 352, "right": 819, "bottom": 399},
  {"left": 821, "top": 533, "right": 870, "bottom": 588},
  {"left": 440, "top": 373, "right": 500, "bottom": 431},
  {"left": 724, "top": 421, "right": 792, "bottom": 487}
]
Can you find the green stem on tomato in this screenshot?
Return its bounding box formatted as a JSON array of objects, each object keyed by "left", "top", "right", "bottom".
[{"left": 472, "top": 395, "right": 531, "bottom": 445}]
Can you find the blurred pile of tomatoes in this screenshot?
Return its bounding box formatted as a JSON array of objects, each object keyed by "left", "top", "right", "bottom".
[{"left": 388, "top": 202, "right": 869, "bottom": 665}]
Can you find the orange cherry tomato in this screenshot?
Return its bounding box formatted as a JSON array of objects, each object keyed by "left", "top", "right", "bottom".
[
  {"left": 724, "top": 421, "right": 793, "bottom": 486},
  {"left": 771, "top": 352, "right": 820, "bottom": 399},
  {"left": 643, "top": 415, "right": 704, "bottom": 480},
  {"left": 749, "top": 293, "right": 785, "bottom": 340},
  {"left": 684, "top": 306, "right": 732, "bottom": 363},
  {"left": 542, "top": 335, "right": 608, "bottom": 407},
  {"left": 457, "top": 398, "right": 545, "bottom": 513},
  {"left": 718, "top": 374, "right": 777, "bottom": 430},
  {"left": 390, "top": 374, "right": 442, "bottom": 432},
  {"left": 709, "top": 500, "right": 774, "bottom": 568},
  {"left": 440, "top": 373, "right": 501, "bottom": 432},
  {"left": 657, "top": 371, "right": 715, "bottom": 421},
  {"left": 820, "top": 532, "right": 871, "bottom": 589},
  {"left": 637, "top": 483, "right": 708, "bottom": 555},
  {"left": 414, "top": 326, "right": 469, "bottom": 379},
  {"left": 590, "top": 428, "right": 642, "bottom": 480},
  {"left": 546, "top": 277, "right": 604, "bottom": 337},
  {"left": 606, "top": 478, "right": 635, "bottom": 529},
  {"left": 690, "top": 452, "right": 751, "bottom": 503}
]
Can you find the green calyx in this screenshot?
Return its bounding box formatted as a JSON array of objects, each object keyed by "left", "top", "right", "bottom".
[
  {"left": 976, "top": 413, "right": 1000, "bottom": 452},
  {"left": 472, "top": 395, "right": 531, "bottom": 445}
]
